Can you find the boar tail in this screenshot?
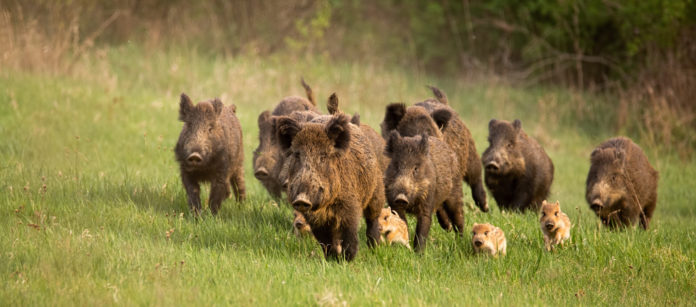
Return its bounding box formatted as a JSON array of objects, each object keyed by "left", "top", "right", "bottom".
[
  {"left": 428, "top": 86, "right": 449, "bottom": 105},
  {"left": 301, "top": 78, "right": 316, "bottom": 106},
  {"left": 327, "top": 93, "right": 341, "bottom": 115}
]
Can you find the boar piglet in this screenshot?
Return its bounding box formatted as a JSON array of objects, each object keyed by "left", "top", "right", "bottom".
[
  {"left": 277, "top": 113, "right": 384, "bottom": 262},
  {"left": 384, "top": 131, "right": 465, "bottom": 252},
  {"left": 175, "top": 93, "right": 245, "bottom": 215},
  {"left": 586, "top": 137, "right": 658, "bottom": 229},
  {"left": 482, "top": 119, "right": 554, "bottom": 211},
  {"left": 253, "top": 83, "right": 318, "bottom": 198}
]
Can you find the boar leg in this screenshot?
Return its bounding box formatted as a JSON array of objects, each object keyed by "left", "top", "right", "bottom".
[
  {"left": 435, "top": 208, "right": 452, "bottom": 231},
  {"left": 181, "top": 173, "right": 202, "bottom": 215},
  {"left": 465, "top": 141, "right": 488, "bottom": 212},
  {"left": 510, "top": 189, "right": 532, "bottom": 211},
  {"left": 363, "top": 199, "right": 382, "bottom": 248},
  {"left": 413, "top": 214, "right": 433, "bottom": 252},
  {"left": 313, "top": 225, "right": 342, "bottom": 261},
  {"left": 443, "top": 199, "right": 465, "bottom": 236},
  {"left": 341, "top": 223, "right": 360, "bottom": 262},
  {"left": 640, "top": 201, "right": 656, "bottom": 230},
  {"left": 209, "top": 178, "right": 231, "bottom": 215},
  {"left": 230, "top": 167, "right": 246, "bottom": 202}
]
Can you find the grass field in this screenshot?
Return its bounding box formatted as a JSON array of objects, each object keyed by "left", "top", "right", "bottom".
[{"left": 1, "top": 46, "right": 695, "bottom": 305}]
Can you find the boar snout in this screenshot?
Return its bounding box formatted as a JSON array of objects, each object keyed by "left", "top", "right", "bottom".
[
  {"left": 485, "top": 161, "right": 500, "bottom": 172},
  {"left": 474, "top": 240, "right": 483, "bottom": 247},
  {"left": 187, "top": 152, "right": 203, "bottom": 164},
  {"left": 590, "top": 200, "right": 603, "bottom": 213},
  {"left": 254, "top": 167, "right": 269, "bottom": 179},
  {"left": 395, "top": 193, "right": 409, "bottom": 206},
  {"left": 545, "top": 222, "right": 555, "bottom": 230},
  {"left": 292, "top": 193, "right": 312, "bottom": 212}
]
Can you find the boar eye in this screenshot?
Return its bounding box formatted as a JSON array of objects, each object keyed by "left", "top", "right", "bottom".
[
  {"left": 541, "top": 212, "right": 546, "bottom": 216},
  {"left": 507, "top": 142, "right": 513, "bottom": 149},
  {"left": 208, "top": 125, "right": 214, "bottom": 132},
  {"left": 484, "top": 231, "right": 489, "bottom": 236},
  {"left": 555, "top": 211, "right": 558, "bottom": 217}
]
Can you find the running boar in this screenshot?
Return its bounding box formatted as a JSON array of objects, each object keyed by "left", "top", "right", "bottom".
[
  {"left": 482, "top": 119, "right": 554, "bottom": 211},
  {"left": 414, "top": 86, "right": 488, "bottom": 212},
  {"left": 293, "top": 210, "right": 312, "bottom": 237},
  {"left": 277, "top": 113, "right": 384, "bottom": 261},
  {"left": 585, "top": 137, "right": 658, "bottom": 229},
  {"left": 539, "top": 200, "right": 571, "bottom": 251},
  {"left": 472, "top": 223, "right": 507, "bottom": 257},
  {"left": 175, "top": 93, "right": 245, "bottom": 215},
  {"left": 253, "top": 81, "right": 318, "bottom": 198},
  {"left": 378, "top": 208, "right": 410, "bottom": 249},
  {"left": 384, "top": 131, "right": 465, "bottom": 252},
  {"left": 381, "top": 88, "right": 488, "bottom": 213}
]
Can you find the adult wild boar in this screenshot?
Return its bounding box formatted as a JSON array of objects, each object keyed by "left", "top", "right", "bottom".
[
  {"left": 586, "top": 137, "right": 658, "bottom": 229},
  {"left": 253, "top": 80, "right": 318, "bottom": 198},
  {"left": 381, "top": 86, "right": 488, "bottom": 212},
  {"left": 175, "top": 93, "right": 245, "bottom": 215},
  {"left": 482, "top": 119, "right": 553, "bottom": 211},
  {"left": 277, "top": 113, "right": 384, "bottom": 261},
  {"left": 415, "top": 86, "right": 487, "bottom": 212},
  {"left": 384, "top": 131, "right": 465, "bottom": 251}
]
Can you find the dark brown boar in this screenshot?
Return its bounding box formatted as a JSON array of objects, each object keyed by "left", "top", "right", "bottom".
[
  {"left": 585, "top": 137, "right": 658, "bottom": 229},
  {"left": 253, "top": 84, "right": 318, "bottom": 198},
  {"left": 384, "top": 131, "right": 465, "bottom": 251},
  {"left": 276, "top": 113, "right": 384, "bottom": 261},
  {"left": 380, "top": 88, "right": 488, "bottom": 212},
  {"left": 482, "top": 119, "right": 554, "bottom": 211},
  {"left": 414, "top": 86, "right": 488, "bottom": 212},
  {"left": 175, "top": 93, "right": 245, "bottom": 215}
]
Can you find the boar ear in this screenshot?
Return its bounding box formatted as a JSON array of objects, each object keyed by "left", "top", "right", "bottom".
[
  {"left": 383, "top": 103, "right": 407, "bottom": 133},
  {"left": 385, "top": 130, "right": 401, "bottom": 155},
  {"left": 258, "top": 110, "right": 271, "bottom": 127},
  {"left": 326, "top": 114, "right": 351, "bottom": 152},
  {"left": 277, "top": 116, "right": 302, "bottom": 150},
  {"left": 327, "top": 93, "right": 340, "bottom": 115},
  {"left": 301, "top": 78, "right": 316, "bottom": 106},
  {"left": 417, "top": 133, "right": 430, "bottom": 155},
  {"left": 427, "top": 85, "right": 448, "bottom": 105},
  {"left": 212, "top": 98, "right": 224, "bottom": 117},
  {"left": 179, "top": 93, "right": 194, "bottom": 121},
  {"left": 431, "top": 109, "right": 452, "bottom": 131},
  {"left": 541, "top": 200, "right": 548, "bottom": 206},
  {"left": 350, "top": 113, "right": 361, "bottom": 126},
  {"left": 513, "top": 119, "right": 522, "bottom": 132},
  {"left": 488, "top": 119, "right": 497, "bottom": 130},
  {"left": 555, "top": 200, "right": 561, "bottom": 208}
]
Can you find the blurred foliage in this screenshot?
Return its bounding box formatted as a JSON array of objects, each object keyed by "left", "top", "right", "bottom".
[{"left": 2, "top": 0, "right": 693, "bottom": 82}]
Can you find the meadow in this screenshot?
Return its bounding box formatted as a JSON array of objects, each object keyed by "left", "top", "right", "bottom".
[{"left": 1, "top": 46, "right": 695, "bottom": 305}]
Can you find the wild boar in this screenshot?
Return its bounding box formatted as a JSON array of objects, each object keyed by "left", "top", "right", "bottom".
[
  {"left": 380, "top": 87, "right": 488, "bottom": 213},
  {"left": 253, "top": 82, "right": 318, "bottom": 198},
  {"left": 471, "top": 223, "right": 507, "bottom": 257},
  {"left": 384, "top": 131, "right": 465, "bottom": 251},
  {"left": 482, "top": 119, "right": 554, "bottom": 211},
  {"left": 414, "top": 86, "right": 488, "bottom": 212},
  {"left": 539, "top": 200, "right": 571, "bottom": 251},
  {"left": 585, "top": 137, "right": 658, "bottom": 229},
  {"left": 276, "top": 113, "right": 384, "bottom": 261},
  {"left": 175, "top": 93, "right": 245, "bottom": 215}
]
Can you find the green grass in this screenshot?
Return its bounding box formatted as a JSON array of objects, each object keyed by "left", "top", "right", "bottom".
[{"left": 1, "top": 46, "right": 695, "bottom": 306}]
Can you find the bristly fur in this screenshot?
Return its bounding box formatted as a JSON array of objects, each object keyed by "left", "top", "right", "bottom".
[
  {"left": 585, "top": 137, "right": 658, "bottom": 229},
  {"left": 482, "top": 118, "right": 554, "bottom": 211},
  {"left": 175, "top": 93, "right": 245, "bottom": 215}
]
